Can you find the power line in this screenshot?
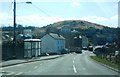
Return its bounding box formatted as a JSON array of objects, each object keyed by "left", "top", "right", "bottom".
[
  {"left": 26, "top": 0, "right": 56, "bottom": 23},
  {"left": 31, "top": 4, "right": 52, "bottom": 18}
]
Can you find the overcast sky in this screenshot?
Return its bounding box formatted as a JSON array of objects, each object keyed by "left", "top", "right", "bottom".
[{"left": 0, "top": 0, "right": 119, "bottom": 28}]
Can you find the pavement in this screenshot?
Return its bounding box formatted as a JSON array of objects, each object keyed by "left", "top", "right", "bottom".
[{"left": 0, "top": 55, "right": 62, "bottom": 67}]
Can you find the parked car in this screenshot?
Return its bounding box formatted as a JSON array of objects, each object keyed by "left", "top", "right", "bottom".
[
  {"left": 88, "top": 46, "right": 93, "bottom": 51},
  {"left": 82, "top": 47, "right": 88, "bottom": 50},
  {"left": 61, "top": 49, "right": 69, "bottom": 54},
  {"left": 75, "top": 50, "right": 82, "bottom": 54},
  {"left": 75, "top": 48, "right": 82, "bottom": 54}
]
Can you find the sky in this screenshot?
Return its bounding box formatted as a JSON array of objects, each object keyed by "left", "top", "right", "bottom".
[{"left": 0, "top": 0, "right": 119, "bottom": 28}]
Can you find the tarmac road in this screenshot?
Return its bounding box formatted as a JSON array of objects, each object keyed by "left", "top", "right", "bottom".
[{"left": 1, "top": 51, "right": 119, "bottom": 75}]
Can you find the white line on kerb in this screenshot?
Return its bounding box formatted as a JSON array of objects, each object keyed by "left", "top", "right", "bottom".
[
  {"left": 73, "top": 65, "right": 77, "bottom": 73},
  {"left": 7, "top": 72, "right": 15, "bottom": 75}
]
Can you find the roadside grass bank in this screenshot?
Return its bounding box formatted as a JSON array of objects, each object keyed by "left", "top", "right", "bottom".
[{"left": 90, "top": 56, "right": 120, "bottom": 71}]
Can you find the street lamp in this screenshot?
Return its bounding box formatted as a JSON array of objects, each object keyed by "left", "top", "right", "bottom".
[{"left": 13, "top": 0, "right": 32, "bottom": 58}]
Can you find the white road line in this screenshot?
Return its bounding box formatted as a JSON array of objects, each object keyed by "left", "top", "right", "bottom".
[
  {"left": 16, "top": 72, "right": 23, "bottom": 75},
  {"left": 0, "top": 74, "right": 2, "bottom": 76},
  {"left": 7, "top": 72, "right": 15, "bottom": 75},
  {"left": 73, "top": 57, "right": 75, "bottom": 60},
  {"left": 34, "top": 66, "right": 38, "bottom": 69},
  {"left": 40, "top": 64, "right": 42, "bottom": 65},
  {"left": 15, "top": 64, "right": 24, "bottom": 66},
  {"left": 73, "top": 65, "right": 77, "bottom": 73},
  {"left": 73, "top": 60, "right": 74, "bottom": 64}
]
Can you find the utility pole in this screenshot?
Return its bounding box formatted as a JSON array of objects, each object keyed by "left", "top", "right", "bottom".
[
  {"left": 13, "top": 0, "right": 16, "bottom": 59},
  {"left": 12, "top": 0, "right": 32, "bottom": 59}
]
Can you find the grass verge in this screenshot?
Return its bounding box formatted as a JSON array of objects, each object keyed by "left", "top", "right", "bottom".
[{"left": 90, "top": 56, "right": 120, "bottom": 70}]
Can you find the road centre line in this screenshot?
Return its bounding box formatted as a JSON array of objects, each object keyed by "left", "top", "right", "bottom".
[
  {"left": 73, "top": 57, "right": 75, "bottom": 60},
  {"left": 73, "top": 65, "right": 77, "bottom": 73},
  {"left": 73, "top": 60, "right": 74, "bottom": 64}
]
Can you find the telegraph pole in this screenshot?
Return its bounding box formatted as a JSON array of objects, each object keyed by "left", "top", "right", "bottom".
[{"left": 13, "top": 0, "right": 16, "bottom": 58}]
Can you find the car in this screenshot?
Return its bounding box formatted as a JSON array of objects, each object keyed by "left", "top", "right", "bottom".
[
  {"left": 88, "top": 46, "right": 93, "bottom": 51},
  {"left": 82, "top": 47, "right": 88, "bottom": 50},
  {"left": 61, "top": 49, "right": 69, "bottom": 54},
  {"left": 75, "top": 50, "right": 82, "bottom": 54}
]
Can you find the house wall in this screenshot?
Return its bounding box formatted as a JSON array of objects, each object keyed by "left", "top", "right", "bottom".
[
  {"left": 41, "top": 34, "right": 65, "bottom": 54},
  {"left": 54, "top": 39, "right": 65, "bottom": 54},
  {"left": 41, "top": 34, "right": 56, "bottom": 54}
]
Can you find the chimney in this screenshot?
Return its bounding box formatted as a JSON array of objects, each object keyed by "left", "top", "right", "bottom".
[{"left": 57, "top": 30, "right": 60, "bottom": 37}]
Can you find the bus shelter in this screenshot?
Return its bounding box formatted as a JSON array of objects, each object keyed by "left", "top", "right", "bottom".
[{"left": 24, "top": 39, "right": 41, "bottom": 58}]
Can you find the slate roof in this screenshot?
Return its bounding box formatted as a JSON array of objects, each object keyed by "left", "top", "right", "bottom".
[{"left": 49, "top": 33, "right": 65, "bottom": 40}]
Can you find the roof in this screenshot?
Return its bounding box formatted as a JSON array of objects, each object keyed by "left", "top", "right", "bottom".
[
  {"left": 24, "top": 39, "right": 41, "bottom": 42},
  {"left": 49, "top": 33, "right": 65, "bottom": 40},
  {"left": 93, "top": 46, "right": 103, "bottom": 51}
]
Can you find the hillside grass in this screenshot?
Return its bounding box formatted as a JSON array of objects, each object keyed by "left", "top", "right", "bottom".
[{"left": 90, "top": 56, "right": 120, "bottom": 70}]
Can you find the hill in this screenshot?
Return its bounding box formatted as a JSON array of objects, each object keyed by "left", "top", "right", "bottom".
[
  {"left": 33, "top": 20, "right": 116, "bottom": 36},
  {"left": 47, "top": 20, "right": 105, "bottom": 30},
  {"left": 33, "top": 20, "right": 118, "bottom": 46}
]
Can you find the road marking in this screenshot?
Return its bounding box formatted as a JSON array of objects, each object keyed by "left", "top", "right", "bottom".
[
  {"left": 40, "top": 64, "right": 42, "bottom": 65},
  {"left": 34, "top": 66, "right": 38, "bottom": 69},
  {"left": 73, "top": 65, "right": 77, "bottom": 73},
  {"left": 73, "top": 57, "right": 75, "bottom": 60},
  {"left": 16, "top": 72, "right": 23, "bottom": 75},
  {"left": 0, "top": 74, "right": 2, "bottom": 76},
  {"left": 7, "top": 72, "right": 15, "bottom": 75},
  {"left": 47, "top": 60, "right": 51, "bottom": 61},
  {"left": 73, "top": 60, "right": 74, "bottom": 64}
]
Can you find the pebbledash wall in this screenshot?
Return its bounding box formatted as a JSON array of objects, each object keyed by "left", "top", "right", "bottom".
[{"left": 41, "top": 33, "right": 65, "bottom": 55}]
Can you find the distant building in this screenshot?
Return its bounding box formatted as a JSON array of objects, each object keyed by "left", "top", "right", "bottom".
[
  {"left": 82, "top": 36, "right": 89, "bottom": 47},
  {"left": 23, "top": 29, "right": 32, "bottom": 39},
  {"left": 92, "top": 34, "right": 106, "bottom": 45},
  {"left": 41, "top": 33, "right": 65, "bottom": 55},
  {"left": 60, "top": 25, "right": 71, "bottom": 33},
  {"left": 16, "top": 34, "right": 24, "bottom": 40},
  {"left": 74, "top": 35, "right": 82, "bottom": 47}
]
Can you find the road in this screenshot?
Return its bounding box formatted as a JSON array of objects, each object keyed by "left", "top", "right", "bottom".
[{"left": 0, "top": 51, "right": 119, "bottom": 75}]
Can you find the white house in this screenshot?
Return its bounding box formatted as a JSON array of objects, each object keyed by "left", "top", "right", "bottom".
[{"left": 41, "top": 33, "right": 65, "bottom": 55}]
